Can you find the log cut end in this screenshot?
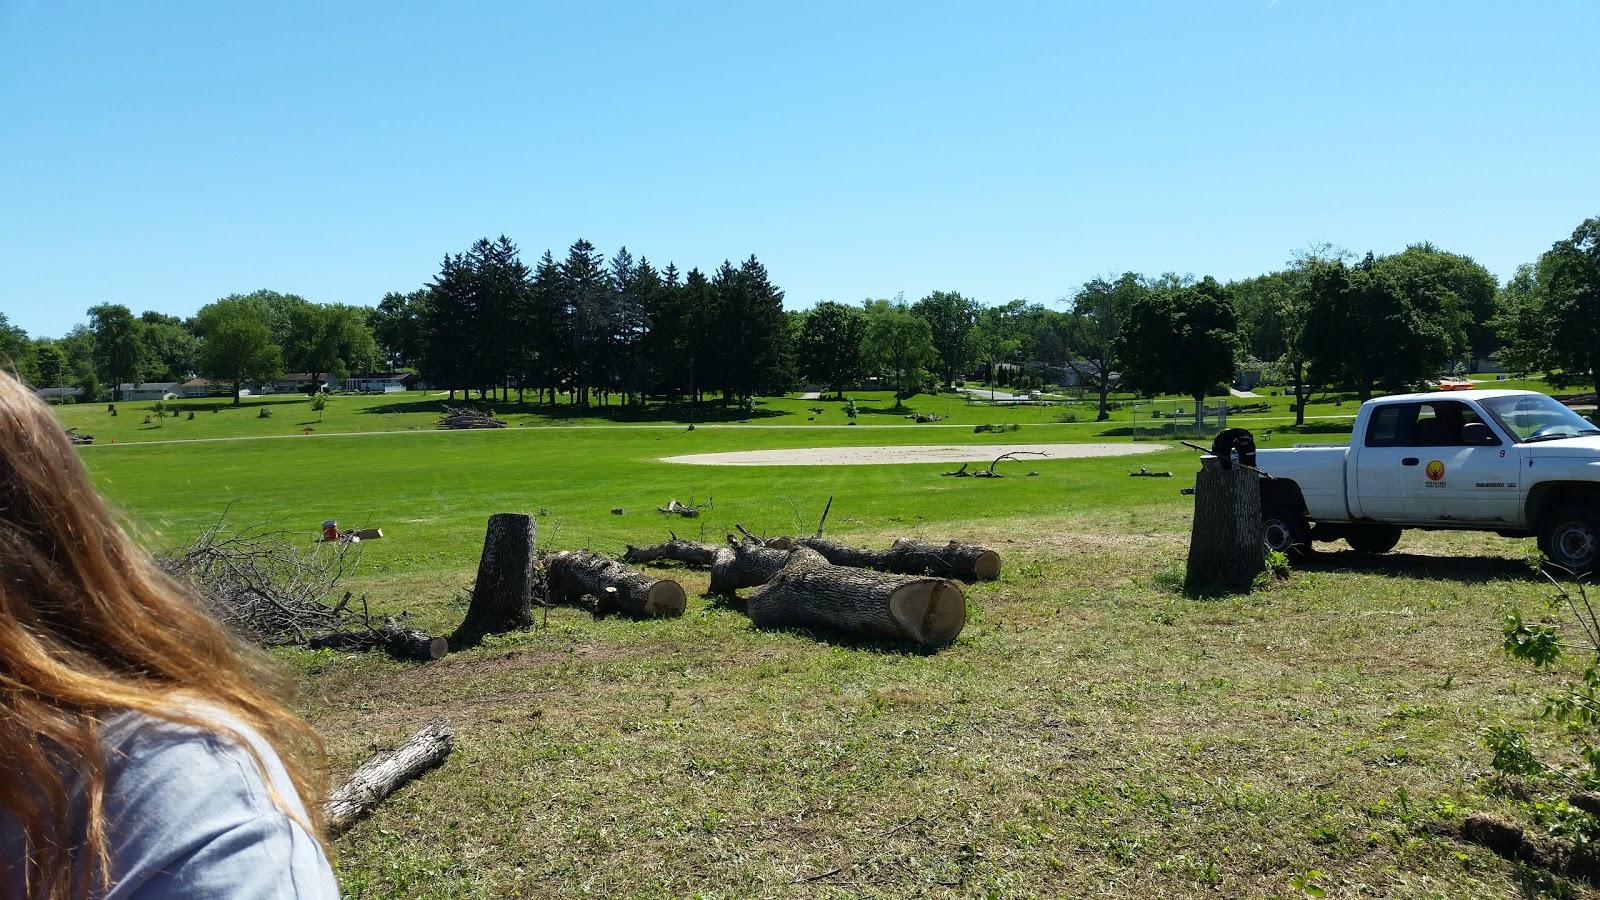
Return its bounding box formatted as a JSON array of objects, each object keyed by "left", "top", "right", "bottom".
[
  {"left": 645, "top": 580, "right": 688, "bottom": 617},
  {"left": 419, "top": 635, "right": 449, "bottom": 659},
  {"left": 888, "top": 579, "right": 966, "bottom": 645},
  {"left": 971, "top": 550, "right": 1001, "bottom": 581}
]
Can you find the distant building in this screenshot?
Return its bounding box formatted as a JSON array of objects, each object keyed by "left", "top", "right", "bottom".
[
  {"left": 118, "top": 382, "right": 180, "bottom": 401},
  {"left": 35, "top": 386, "right": 84, "bottom": 402},
  {"left": 267, "top": 373, "right": 329, "bottom": 394},
  {"left": 343, "top": 372, "right": 410, "bottom": 393},
  {"left": 178, "top": 378, "right": 223, "bottom": 398}
]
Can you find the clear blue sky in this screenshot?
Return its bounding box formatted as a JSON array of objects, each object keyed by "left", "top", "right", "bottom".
[{"left": 3, "top": 1, "right": 1596, "bottom": 338}]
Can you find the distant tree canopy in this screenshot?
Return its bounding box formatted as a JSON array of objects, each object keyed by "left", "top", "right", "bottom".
[
  {"left": 861, "top": 298, "right": 937, "bottom": 408},
  {"left": 1117, "top": 276, "right": 1238, "bottom": 418},
  {"left": 797, "top": 301, "right": 866, "bottom": 398},
  {"left": 911, "top": 290, "right": 977, "bottom": 387},
  {"left": 1067, "top": 273, "right": 1145, "bottom": 420},
  {"left": 193, "top": 298, "right": 284, "bottom": 404},
  {"left": 1493, "top": 217, "right": 1600, "bottom": 392}
]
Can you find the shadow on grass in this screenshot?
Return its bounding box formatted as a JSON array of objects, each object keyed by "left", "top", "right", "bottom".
[
  {"left": 358, "top": 397, "right": 786, "bottom": 424},
  {"left": 1271, "top": 422, "right": 1356, "bottom": 435},
  {"left": 1309, "top": 550, "right": 1534, "bottom": 583}
]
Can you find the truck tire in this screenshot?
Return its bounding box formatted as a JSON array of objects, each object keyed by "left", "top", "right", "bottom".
[
  {"left": 1539, "top": 506, "right": 1599, "bottom": 576},
  {"left": 1263, "top": 504, "right": 1312, "bottom": 561},
  {"left": 1346, "top": 525, "right": 1402, "bottom": 555}
]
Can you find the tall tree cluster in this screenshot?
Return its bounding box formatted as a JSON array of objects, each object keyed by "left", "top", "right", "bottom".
[{"left": 396, "top": 236, "right": 794, "bottom": 407}]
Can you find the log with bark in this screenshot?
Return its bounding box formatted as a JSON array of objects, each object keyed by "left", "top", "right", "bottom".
[
  {"left": 1184, "top": 461, "right": 1265, "bottom": 594},
  {"left": 658, "top": 498, "right": 708, "bottom": 518},
  {"left": 323, "top": 719, "right": 455, "bottom": 836},
  {"left": 708, "top": 542, "right": 813, "bottom": 596},
  {"left": 310, "top": 619, "right": 449, "bottom": 661},
  {"left": 794, "top": 537, "right": 1001, "bottom": 582},
  {"left": 546, "top": 550, "right": 686, "bottom": 618},
  {"left": 622, "top": 534, "right": 720, "bottom": 568},
  {"left": 746, "top": 552, "right": 965, "bottom": 647},
  {"left": 455, "top": 513, "right": 541, "bottom": 636}
]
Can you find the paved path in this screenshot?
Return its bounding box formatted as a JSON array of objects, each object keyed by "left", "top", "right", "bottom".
[
  {"left": 663, "top": 442, "right": 1169, "bottom": 466},
  {"left": 1228, "top": 387, "right": 1261, "bottom": 398}
]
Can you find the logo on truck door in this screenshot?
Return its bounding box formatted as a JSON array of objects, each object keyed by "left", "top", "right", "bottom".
[{"left": 1425, "top": 460, "right": 1446, "bottom": 483}]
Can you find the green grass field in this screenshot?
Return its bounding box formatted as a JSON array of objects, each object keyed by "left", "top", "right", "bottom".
[{"left": 61, "top": 385, "right": 1590, "bottom": 898}]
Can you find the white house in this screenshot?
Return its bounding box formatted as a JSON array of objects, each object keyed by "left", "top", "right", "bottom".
[
  {"left": 117, "top": 382, "right": 180, "bottom": 401},
  {"left": 343, "top": 372, "right": 410, "bottom": 393}
]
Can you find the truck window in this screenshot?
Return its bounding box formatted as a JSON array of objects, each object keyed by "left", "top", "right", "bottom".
[
  {"left": 1414, "top": 401, "right": 1500, "bottom": 446},
  {"left": 1365, "top": 404, "right": 1418, "bottom": 447}
]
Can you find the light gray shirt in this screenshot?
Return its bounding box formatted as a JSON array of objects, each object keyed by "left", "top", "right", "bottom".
[{"left": 2, "top": 706, "right": 338, "bottom": 899}]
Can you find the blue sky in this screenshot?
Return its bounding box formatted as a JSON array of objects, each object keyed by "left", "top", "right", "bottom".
[{"left": 2, "top": 1, "right": 1596, "bottom": 337}]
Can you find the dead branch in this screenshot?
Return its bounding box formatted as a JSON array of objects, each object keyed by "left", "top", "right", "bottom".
[
  {"left": 323, "top": 719, "right": 454, "bottom": 835},
  {"left": 974, "top": 450, "right": 1048, "bottom": 478}
]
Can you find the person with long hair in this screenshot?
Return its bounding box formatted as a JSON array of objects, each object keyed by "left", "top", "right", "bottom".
[{"left": 0, "top": 369, "right": 337, "bottom": 899}]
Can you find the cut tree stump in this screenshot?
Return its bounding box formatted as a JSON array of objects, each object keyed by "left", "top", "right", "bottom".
[
  {"left": 309, "top": 620, "right": 448, "bottom": 661},
  {"left": 1184, "top": 461, "right": 1265, "bottom": 594},
  {"left": 456, "top": 513, "right": 540, "bottom": 636},
  {"left": 546, "top": 550, "right": 687, "bottom": 618},
  {"left": 622, "top": 536, "right": 720, "bottom": 568},
  {"left": 708, "top": 542, "right": 815, "bottom": 596},
  {"left": 746, "top": 552, "right": 965, "bottom": 647},
  {"left": 323, "top": 718, "right": 454, "bottom": 836},
  {"left": 796, "top": 537, "right": 1001, "bottom": 582}
]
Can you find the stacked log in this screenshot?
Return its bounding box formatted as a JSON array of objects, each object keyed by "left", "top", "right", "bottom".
[
  {"left": 746, "top": 552, "right": 965, "bottom": 648},
  {"left": 708, "top": 542, "right": 812, "bottom": 597},
  {"left": 622, "top": 536, "right": 720, "bottom": 568},
  {"left": 796, "top": 537, "right": 1000, "bottom": 582},
  {"left": 546, "top": 550, "right": 686, "bottom": 618}
]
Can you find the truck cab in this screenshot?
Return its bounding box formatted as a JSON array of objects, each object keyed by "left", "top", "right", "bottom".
[{"left": 1253, "top": 390, "right": 1600, "bottom": 574}]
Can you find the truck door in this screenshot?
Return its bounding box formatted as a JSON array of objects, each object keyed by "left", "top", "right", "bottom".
[
  {"left": 1353, "top": 402, "right": 1418, "bottom": 520},
  {"left": 1401, "top": 400, "right": 1522, "bottom": 525}
]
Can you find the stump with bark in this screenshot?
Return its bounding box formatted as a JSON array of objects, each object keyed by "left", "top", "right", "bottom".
[
  {"left": 323, "top": 718, "right": 455, "bottom": 835},
  {"left": 456, "top": 513, "right": 540, "bottom": 636},
  {"left": 746, "top": 552, "right": 965, "bottom": 647},
  {"left": 546, "top": 550, "right": 687, "bottom": 618},
  {"left": 1184, "top": 462, "right": 1265, "bottom": 594},
  {"left": 622, "top": 536, "right": 720, "bottom": 568},
  {"left": 796, "top": 537, "right": 1001, "bottom": 582},
  {"left": 708, "top": 542, "right": 813, "bottom": 596}
]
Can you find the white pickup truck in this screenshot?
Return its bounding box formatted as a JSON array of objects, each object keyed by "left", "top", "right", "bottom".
[{"left": 1253, "top": 389, "right": 1600, "bottom": 574}]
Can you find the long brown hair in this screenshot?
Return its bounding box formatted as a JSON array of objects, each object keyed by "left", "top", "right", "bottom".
[{"left": 0, "top": 371, "right": 327, "bottom": 899}]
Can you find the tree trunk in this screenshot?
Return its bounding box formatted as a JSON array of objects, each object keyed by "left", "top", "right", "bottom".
[
  {"left": 622, "top": 537, "right": 720, "bottom": 568},
  {"left": 1293, "top": 366, "right": 1306, "bottom": 426},
  {"left": 709, "top": 542, "right": 811, "bottom": 596},
  {"left": 1097, "top": 380, "right": 1110, "bottom": 422},
  {"left": 796, "top": 537, "right": 1001, "bottom": 581},
  {"left": 746, "top": 553, "right": 965, "bottom": 647},
  {"left": 456, "top": 513, "right": 540, "bottom": 636},
  {"left": 323, "top": 719, "right": 454, "bottom": 836},
  {"left": 546, "top": 550, "right": 686, "bottom": 618},
  {"left": 1184, "top": 462, "right": 1265, "bottom": 594}
]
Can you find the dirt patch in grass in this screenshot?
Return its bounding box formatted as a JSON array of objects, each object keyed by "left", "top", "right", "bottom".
[{"left": 660, "top": 442, "right": 1169, "bottom": 466}]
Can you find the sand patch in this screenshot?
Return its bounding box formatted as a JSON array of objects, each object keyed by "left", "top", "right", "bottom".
[{"left": 661, "top": 442, "right": 1168, "bottom": 466}]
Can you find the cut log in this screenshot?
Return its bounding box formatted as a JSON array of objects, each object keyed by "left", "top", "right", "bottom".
[
  {"left": 1184, "top": 462, "right": 1265, "bottom": 594},
  {"left": 746, "top": 553, "right": 965, "bottom": 647},
  {"left": 323, "top": 718, "right": 454, "bottom": 836},
  {"left": 456, "top": 513, "right": 540, "bottom": 636},
  {"left": 622, "top": 536, "right": 720, "bottom": 568},
  {"left": 795, "top": 537, "right": 1001, "bottom": 582},
  {"left": 310, "top": 621, "right": 448, "bottom": 661},
  {"left": 546, "top": 550, "right": 686, "bottom": 618},
  {"left": 708, "top": 543, "right": 819, "bottom": 596},
  {"left": 351, "top": 528, "right": 384, "bottom": 541}
]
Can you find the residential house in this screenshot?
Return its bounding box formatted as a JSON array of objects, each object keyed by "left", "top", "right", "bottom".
[
  {"left": 343, "top": 372, "right": 410, "bottom": 393},
  {"left": 117, "top": 382, "right": 180, "bottom": 401},
  {"left": 267, "top": 372, "right": 328, "bottom": 395},
  {"left": 35, "top": 386, "right": 84, "bottom": 402}
]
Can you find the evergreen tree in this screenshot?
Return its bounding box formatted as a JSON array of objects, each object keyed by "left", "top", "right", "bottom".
[
  {"left": 714, "top": 256, "right": 792, "bottom": 407},
  {"left": 421, "top": 252, "right": 477, "bottom": 400},
  {"left": 561, "top": 239, "right": 611, "bottom": 408}
]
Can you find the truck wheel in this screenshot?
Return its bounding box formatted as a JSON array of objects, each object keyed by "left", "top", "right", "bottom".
[
  {"left": 1539, "top": 507, "right": 1599, "bottom": 576},
  {"left": 1346, "top": 525, "right": 1403, "bottom": 554},
  {"left": 1263, "top": 504, "right": 1312, "bottom": 561}
]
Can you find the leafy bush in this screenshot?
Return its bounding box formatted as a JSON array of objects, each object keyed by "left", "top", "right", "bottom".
[{"left": 974, "top": 423, "right": 1020, "bottom": 434}]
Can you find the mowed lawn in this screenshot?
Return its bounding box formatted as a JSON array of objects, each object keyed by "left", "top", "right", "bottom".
[{"left": 74, "top": 413, "right": 1579, "bottom": 898}]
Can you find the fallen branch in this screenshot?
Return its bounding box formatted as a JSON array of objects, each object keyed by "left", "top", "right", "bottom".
[
  {"left": 798, "top": 537, "right": 1001, "bottom": 582},
  {"left": 1129, "top": 468, "right": 1172, "bottom": 478},
  {"left": 309, "top": 618, "right": 448, "bottom": 661},
  {"left": 658, "top": 497, "right": 709, "bottom": 518},
  {"left": 973, "top": 450, "right": 1047, "bottom": 478},
  {"left": 323, "top": 719, "right": 455, "bottom": 836},
  {"left": 940, "top": 463, "right": 971, "bottom": 477}
]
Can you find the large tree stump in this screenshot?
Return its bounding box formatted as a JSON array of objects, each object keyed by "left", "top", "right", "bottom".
[
  {"left": 622, "top": 536, "right": 719, "bottom": 568},
  {"left": 746, "top": 553, "right": 966, "bottom": 647},
  {"left": 1184, "top": 462, "right": 1265, "bottom": 594},
  {"left": 323, "top": 719, "right": 454, "bottom": 836},
  {"left": 546, "top": 550, "right": 687, "bottom": 618},
  {"left": 457, "top": 513, "right": 540, "bottom": 636},
  {"left": 708, "top": 542, "right": 814, "bottom": 596},
  {"left": 797, "top": 537, "right": 1001, "bottom": 581}
]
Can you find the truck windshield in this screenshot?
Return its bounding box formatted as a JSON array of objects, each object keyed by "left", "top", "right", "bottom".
[{"left": 1480, "top": 394, "right": 1600, "bottom": 443}]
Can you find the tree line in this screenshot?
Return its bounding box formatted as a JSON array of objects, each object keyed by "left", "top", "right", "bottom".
[{"left": 2, "top": 215, "right": 1596, "bottom": 411}]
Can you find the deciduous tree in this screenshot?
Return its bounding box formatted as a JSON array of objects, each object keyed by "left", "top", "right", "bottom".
[{"left": 797, "top": 301, "right": 866, "bottom": 398}]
